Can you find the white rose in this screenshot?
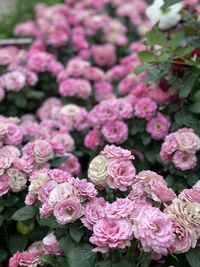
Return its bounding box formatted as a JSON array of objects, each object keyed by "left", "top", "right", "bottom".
[
  {"left": 146, "top": 0, "right": 182, "bottom": 30},
  {"left": 60, "top": 104, "right": 80, "bottom": 118},
  {"left": 48, "top": 182, "right": 74, "bottom": 206},
  {"left": 88, "top": 155, "right": 108, "bottom": 185},
  {"left": 7, "top": 168, "right": 27, "bottom": 192},
  {"left": 29, "top": 173, "right": 50, "bottom": 194}
]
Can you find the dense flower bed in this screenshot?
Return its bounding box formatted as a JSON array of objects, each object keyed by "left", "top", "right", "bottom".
[{"left": 0, "top": 0, "right": 200, "bottom": 266}]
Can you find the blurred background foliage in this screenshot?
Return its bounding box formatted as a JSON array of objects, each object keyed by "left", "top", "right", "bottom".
[{"left": 0, "top": 0, "right": 62, "bottom": 38}]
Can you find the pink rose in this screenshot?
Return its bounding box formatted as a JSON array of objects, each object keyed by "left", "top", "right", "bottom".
[
  {"left": 89, "top": 218, "right": 134, "bottom": 253},
  {"left": 0, "top": 174, "right": 10, "bottom": 196},
  {"left": 73, "top": 178, "right": 97, "bottom": 200},
  {"left": 107, "top": 159, "right": 136, "bottom": 191},
  {"left": 84, "top": 129, "right": 103, "bottom": 150},
  {"left": 175, "top": 128, "right": 200, "bottom": 153},
  {"left": 134, "top": 97, "right": 157, "bottom": 120},
  {"left": 146, "top": 112, "right": 171, "bottom": 140},
  {"left": 102, "top": 120, "right": 128, "bottom": 144},
  {"left": 101, "top": 144, "right": 134, "bottom": 160},
  {"left": 170, "top": 219, "right": 197, "bottom": 253},
  {"left": 53, "top": 197, "right": 83, "bottom": 224},
  {"left": 3, "top": 71, "right": 26, "bottom": 92},
  {"left": 172, "top": 151, "right": 197, "bottom": 171},
  {"left": 81, "top": 198, "right": 107, "bottom": 230},
  {"left": 43, "top": 233, "right": 62, "bottom": 255},
  {"left": 134, "top": 206, "right": 174, "bottom": 255},
  {"left": 34, "top": 140, "right": 54, "bottom": 164},
  {"left": 106, "top": 198, "right": 135, "bottom": 219}
]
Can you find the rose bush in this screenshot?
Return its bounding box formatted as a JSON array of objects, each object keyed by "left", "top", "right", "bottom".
[{"left": 0, "top": 0, "right": 200, "bottom": 267}]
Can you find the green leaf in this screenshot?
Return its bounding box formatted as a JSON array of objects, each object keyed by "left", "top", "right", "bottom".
[
  {"left": 38, "top": 216, "right": 61, "bottom": 229},
  {"left": 135, "top": 63, "right": 150, "bottom": 75},
  {"left": 138, "top": 51, "right": 157, "bottom": 63},
  {"left": 50, "top": 156, "right": 68, "bottom": 168},
  {"left": 12, "top": 206, "right": 36, "bottom": 221},
  {"left": 146, "top": 25, "right": 168, "bottom": 47},
  {"left": 170, "top": 32, "right": 184, "bottom": 50},
  {"left": 186, "top": 247, "right": 200, "bottom": 267},
  {"left": 59, "top": 235, "right": 76, "bottom": 255},
  {"left": 69, "top": 224, "right": 84, "bottom": 243},
  {"left": 40, "top": 255, "right": 57, "bottom": 266},
  {"left": 114, "top": 259, "right": 132, "bottom": 267},
  {"left": 0, "top": 215, "right": 4, "bottom": 227},
  {"left": 175, "top": 46, "right": 195, "bottom": 57},
  {"left": 179, "top": 70, "right": 199, "bottom": 98},
  {"left": 0, "top": 248, "right": 8, "bottom": 261},
  {"left": 67, "top": 243, "right": 97, "bottom": 267},
  {"left": 10, "top": 234, "right": 28, "bottom": 254},
  {"left": 95, "top": 260, "right": 111, "bottom": 267},
  {"left": 4, "top": 195, "right": 19, "bottom": 207},
  {"left": 162, "top": 0, "right": 182, "bottom": 10},
  {"left": 141, "top": 134, "right": 151, "bottom": 146},
  {"left": 189, "top": 103, "right": 200, "bottom": 114}
]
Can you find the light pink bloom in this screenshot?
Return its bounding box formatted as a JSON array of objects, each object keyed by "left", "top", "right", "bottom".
[
  {"left": 106, "top": 198, "right": 135, "bottom": 219},
  {"left": 146, "top": 112, "right": 171, "bottom": 140},
  {"left": 90, "top": 218, "right": 134, "bottom": 253},
  {"left": 101, "top": 144, "right": 134, "bottom": 160},
  {"left": 134, "top": 206, "right": 174, "bottom": 255},
  {"left": 172, "top": 151, "right": 197, "bottom": 171},
  {"left": 34, "top": 140, "right": 54, "bottom": 164},
  {"left": 3, "top": 71, "right": 26, "bottom": 92},
  {"left": 134, "top": 97, "right": 157, "bottom": 120},
  {"left": 84, "top": 129, "right": 103, "bottom": 150},
  {"left": 107, "top": 159, "right": 136, "bottom": 191},
  {"left": 43, "top": 233, "right": 62, "bottom": 255},
  {"left": 53, "top": 197, "right": 83, "bottom": 224},
  {"left": 102, "top": 120, "right": 128, "bottom": 144},
  {"left": 81, "top": 197, "right": 107, "bottom": 230}
]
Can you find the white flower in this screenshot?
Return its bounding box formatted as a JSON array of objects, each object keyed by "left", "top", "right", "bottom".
[
  {"left": 88, "top": 155, "right": 108, "bottom": 185},
  {"left": 146, "top": 0, "right": 183, "bottom": 30},
  {"left": 48, "top": 182, "right": 74, "bottom": 206}
]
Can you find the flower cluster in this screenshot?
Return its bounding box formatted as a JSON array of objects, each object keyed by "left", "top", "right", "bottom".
[
  {"left": 88, "top": 145, "right": 136, "bottom": 191},
  {"left": 160, "top": 128, "right": 200, "bottom": 170}
]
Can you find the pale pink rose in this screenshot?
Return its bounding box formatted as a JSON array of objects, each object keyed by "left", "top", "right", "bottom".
[
  {"left": 101, "top": 144, "right": 134, "bottom": 160},
  {"left": 0, "top": 122, "right": 8, "bottom": 139},
  {"left": 59, "top": 78, "right": 77, "bottom": 97},
  {"left": 84, "top": 67, "right": 105, "bottom": 81},
  {"left": 74, "top": 108, "right": 90, "bottom": 131},
  {"left": 49, "top": 169, "right": 71, "bottom": 183},
  {"left": 94, "top": 81, "right": 114, "bottom": 102},
  {"left": 27, "top": 51, "right": 51, "bottom": 72},
  {"left": 115, "top": 99, "right": 133, "bottom": 119},
  {"left": 59, "top": 154, "right": 81, "bottom": 175},
  {"left": 66, "top": 57, "right": 90, "bottom": 77},
  {"left": 172, "top": 151, "right": 197, "bottom": 171},
  {"left": 34, "top": 140, "right": 54, "bottom": 164},
  {"left": 89, "top": 218, "right": 134, "bottom": 253},
  {"left": 107, "top": 159, "right": 136, "bottom": 191},
  {"left": 48, "top": 182, "right": 74, "bottom": 206},
  {"left": 106, "top": 198, "right": 135, "bottom": 219},
  {"left": 146, "top": 112, "right": 171, "bottom": 140},
  {"left": 53, "top": 197, "right": 83, "bottom": 224},
  {"left": 43, "top": 233, "right": 62, "bottom": 255},
  {"left": 40, "top": 202, "right": 53, "bottom": 218},
  {"left": 0, "top": 155, "right": 12, "bottom": 175},
  {"left": 92, "top": 44, "right": 116, "bottom": 67},
  {"left": 81, "top": 198, "right": 107, "bottom": 230},
  {"left": 4, "top": 123, "right": 23, "bottom": 146},
  {"left": 73, "top": 178, "right": 97, "bottom": 200},
  {"left": 134, "top": 206, "right": 174, "bottom": 255},
  {"left": 102, "top": 120, "right": 128, "bottom": 144},
  {"left": 3, "top": 71, "right": 26, "bottom": 92},
  {"left": 134, "top": 97, "right": 157, "bottom": 120},
  {"left": 0, "top": 174, "right": 10, "bottom": 196},
  {"left": 7, "top": 168, "right": 27, "bottom": 192},
  {"left": 160, "top": 133, "right": 179, "bottom": 161},
  {"left": 179, "top": 188, "right": 200, "bottom": 203},
  {"left": 51, "top": 133, "right": 74, "bottom": 154},
  {"left": 38, "top": 180, "right": 58, "bottom": 204},
  {"left": 25, "top": 193, "right": 36, "bottom": 205},
  {"left": 84, "top": 129, "right": 103, "bottom": 150},
  {"left": 170, "top": 219, "right": 197, "bottom": 253},
  {"left": 175, "top": 128, "right": 200, "bottom": 153}
]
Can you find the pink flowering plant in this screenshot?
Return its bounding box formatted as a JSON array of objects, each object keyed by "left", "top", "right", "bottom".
[{"left": 0, "top": 0, "right": 200, "bottom": 267}]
